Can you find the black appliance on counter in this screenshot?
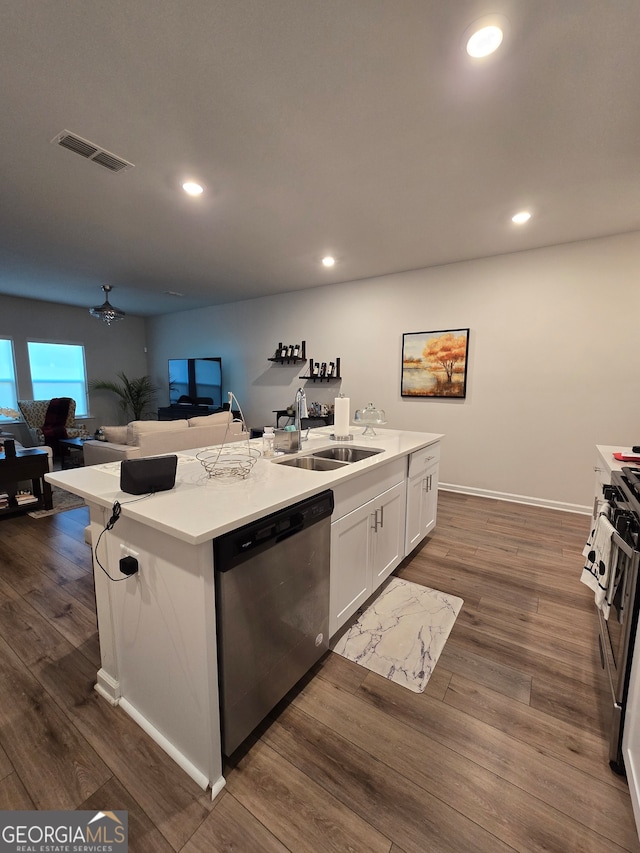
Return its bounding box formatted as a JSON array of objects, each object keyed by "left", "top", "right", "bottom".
[{"left": 596, "top": 467, "right": 640, "bottom": 773}]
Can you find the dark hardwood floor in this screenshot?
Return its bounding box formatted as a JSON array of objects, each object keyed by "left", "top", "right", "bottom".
[{"left": 0, "top": 490, "right": 638, "bottom": 852}]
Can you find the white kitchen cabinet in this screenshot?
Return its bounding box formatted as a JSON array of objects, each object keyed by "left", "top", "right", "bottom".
[
  {"left": 330, "top": 499, "right": 372, "bottom": 634},
  {"left": 592, "top": 445, "right": 615, "bottom": 513},
  {"left": 330, "top": 479, "right": 406, "bottom": 637},
  {"left": 371, "top": 481, "right": 406, "bottom": 584},
  {"left": 590, "top": 446, "right": 638, "bottom": 521},
  {"left": 405, "top": 442, "right": 440, "bottom": 554}
]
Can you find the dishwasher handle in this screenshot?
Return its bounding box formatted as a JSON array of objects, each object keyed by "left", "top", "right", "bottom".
[{"left": 275, "top": 512, "right": 305, "bottom": 544}]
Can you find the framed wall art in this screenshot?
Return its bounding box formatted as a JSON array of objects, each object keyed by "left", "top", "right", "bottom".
[{"left": 401, "top": 328, "right": 470, "bottom": 398}]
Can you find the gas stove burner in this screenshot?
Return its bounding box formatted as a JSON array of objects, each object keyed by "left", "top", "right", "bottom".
[{"left": 610, "top": 469, "right": 640, "bottom": 545}]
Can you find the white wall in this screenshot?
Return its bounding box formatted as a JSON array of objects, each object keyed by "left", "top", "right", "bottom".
[
  {"left": 144, "top": 231, "right": 639, "bottom": 510},
  {"left": 0, "top": 293, "right": 149, "bottom": 434}
]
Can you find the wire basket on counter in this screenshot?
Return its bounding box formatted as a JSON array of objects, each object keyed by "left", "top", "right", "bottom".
[
  {"left": 197, "top": 444, "right": 260, "bottom": 480},
  {"left": 196, "top": 392, "right": 259, "bottom": 480}
]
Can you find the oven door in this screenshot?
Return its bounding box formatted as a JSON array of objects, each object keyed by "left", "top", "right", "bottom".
[{"left": 597, "top": 530, "right": 640, "bottom": 770}]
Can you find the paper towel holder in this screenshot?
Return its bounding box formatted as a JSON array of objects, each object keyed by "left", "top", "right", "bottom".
[{"left": 330, "top": 392, "right": 353, "bottom": 441}]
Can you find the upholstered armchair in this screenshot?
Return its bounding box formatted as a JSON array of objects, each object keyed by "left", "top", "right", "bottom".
[{"left": 18, "top": 398, "right": 84, "bottom": 447}]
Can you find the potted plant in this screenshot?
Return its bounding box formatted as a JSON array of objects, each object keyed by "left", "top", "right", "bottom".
[{"left": 90, "top": 373, "right": 159, "bottom": 422}]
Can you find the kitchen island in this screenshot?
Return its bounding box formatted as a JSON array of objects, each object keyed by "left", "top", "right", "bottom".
[{"left": 46, "top": 426, "right": 442, "bottom": 798}]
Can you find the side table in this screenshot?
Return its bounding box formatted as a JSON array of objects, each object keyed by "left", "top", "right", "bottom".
[
  {"left": 0, "top": 448, "right": 52, "bottom": 516},
  {"left": 59, "top": 436, "right": 91, "bottom": 469}
]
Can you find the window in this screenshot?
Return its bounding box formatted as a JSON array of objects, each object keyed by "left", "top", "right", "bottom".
[
  {"left": 0, "top": 338, "right": 18, "bottom": 418},
  {"left": 27, "top": 342, "right": 88, "bottom": 416}
]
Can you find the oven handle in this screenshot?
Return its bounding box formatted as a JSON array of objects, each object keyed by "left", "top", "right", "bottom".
[
  {"left": 604, "top": 529, "right": 636, "bottom": 618},
  {"left": 611, "top": 528, "right": 637, "bottom": 561}
]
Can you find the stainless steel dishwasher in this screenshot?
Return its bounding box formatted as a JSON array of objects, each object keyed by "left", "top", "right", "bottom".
[{"left": 213, "top": 489, "right": 333, "bottom": 756}]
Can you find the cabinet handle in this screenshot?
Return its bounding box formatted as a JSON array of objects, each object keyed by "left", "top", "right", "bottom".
[
  {"left": 371, "top": 512, "right": 378, "bottom": 532},
  {"left": 378, "top": 505, "right": 384, "bottom": 529}
]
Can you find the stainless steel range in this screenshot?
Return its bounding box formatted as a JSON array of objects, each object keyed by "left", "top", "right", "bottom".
[{"left": 595, "top": 467, "right": 640, "bottom": 774}]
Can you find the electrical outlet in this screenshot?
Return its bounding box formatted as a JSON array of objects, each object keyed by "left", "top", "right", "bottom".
[
  {"left": 119, "top": 544, "right": 140, "bottom": 577},
  {"left": 120, "top": 544, "right": 139, "bottom": 561}
]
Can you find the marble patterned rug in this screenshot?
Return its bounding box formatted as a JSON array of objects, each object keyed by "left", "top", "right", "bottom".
[{"left": 332, "top": 577, "right": 463, "bottom": 693}]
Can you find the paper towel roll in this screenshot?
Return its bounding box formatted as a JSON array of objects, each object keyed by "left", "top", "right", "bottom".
[{"left": 334, "top": 396, "right": 350, "bottom": 437}]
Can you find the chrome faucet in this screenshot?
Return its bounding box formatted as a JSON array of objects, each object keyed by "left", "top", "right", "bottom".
[{"left": 294, "top": 387, "right": 308, "bottom": 440}]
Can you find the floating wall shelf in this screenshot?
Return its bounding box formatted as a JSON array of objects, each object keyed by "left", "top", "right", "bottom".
[
  {"left": 268, "top": 340, "right": 306, "bottom": 364},
  {"left": 300, "top": 357, "right": 341, "bottom": 382}
]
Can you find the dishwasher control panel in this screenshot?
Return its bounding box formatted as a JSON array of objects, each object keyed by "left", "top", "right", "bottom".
[{"left": 214, "top": 490, "right": 334, "bottom": 570}]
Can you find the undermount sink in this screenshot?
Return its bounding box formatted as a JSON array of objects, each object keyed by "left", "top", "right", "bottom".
[
  {"left": 312, "top": 446, "right": 384, "bottom": 463},
  {"left": 275, "top": 456, "right": 346, "bottom": 471}
]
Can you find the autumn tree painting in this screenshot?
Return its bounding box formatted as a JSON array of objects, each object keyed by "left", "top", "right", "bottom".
[{"left": 401, "top": 329, "right": 469, "bottom": 397}]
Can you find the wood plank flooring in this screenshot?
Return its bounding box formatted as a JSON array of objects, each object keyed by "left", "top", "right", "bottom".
[{"left": 0, "top": 490, "right": 638, "bottom": 851}]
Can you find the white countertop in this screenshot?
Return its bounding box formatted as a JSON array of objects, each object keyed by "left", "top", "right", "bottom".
[
  {"left": 596, "top": 445, "right": 640, "bottom": 475},
  {"left": 47, "top": 427, "right": 442, "bottom": 544}
]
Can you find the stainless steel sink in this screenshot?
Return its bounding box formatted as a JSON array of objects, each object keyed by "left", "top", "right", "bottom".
[
  {"left": 275, "top": 456, "right": 346, "bottom": 471},
  {"left": 312, "top": 446, "right": 384, "bottom": 463}
]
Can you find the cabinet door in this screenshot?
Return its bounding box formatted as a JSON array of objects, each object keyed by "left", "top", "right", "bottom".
[
  {"left": 371, "top": 481, "right": 406, "bottom": 585},
  {"left": 405, "top": 468, "right": 425, "bottom": 553},
  {"left": 330, "top": 500, "right": 374, "bottom": 637},
  {"left": 405, "top": 449, "right": 440, "bottom": 553},
  {"left": 593, "top": 456, "right": 612, "bottom": 516},
  {"left": 422, "top": 459, "right": 439, "bottom": 538}
]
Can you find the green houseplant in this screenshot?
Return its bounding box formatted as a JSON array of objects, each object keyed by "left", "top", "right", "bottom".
[{"left": 90, "top": 372, "right": 159, "bottom": 422}]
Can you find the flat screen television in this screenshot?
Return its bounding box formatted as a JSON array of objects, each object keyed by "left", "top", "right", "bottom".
[{"left": 168, "top": 357, "right": 222, "bottom": 407}]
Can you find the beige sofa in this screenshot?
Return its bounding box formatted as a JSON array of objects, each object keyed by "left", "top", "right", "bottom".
[{"left": 83, "top": 411, "right": 248, "bottom": 465}]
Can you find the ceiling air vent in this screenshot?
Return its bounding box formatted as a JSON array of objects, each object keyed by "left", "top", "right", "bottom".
[{"left": 51, "top": 130, "right": 134, "bottom": 173}]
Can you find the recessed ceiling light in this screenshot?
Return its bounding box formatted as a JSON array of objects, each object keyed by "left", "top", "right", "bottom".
[
  {"left": 322, "top": 256, "right": 335, "bottom": 268},
  {"left": 182, "top": 181, "right": 204, "bottom": 196},
  {"left": 464, "top": 16, "right": 507, "bottom": 58},
  {"left": 512, "top": 211, "right": 532, "bottom": 224},
  {"left": 466, "top": 25, "right": 503, "bottom": 57}
]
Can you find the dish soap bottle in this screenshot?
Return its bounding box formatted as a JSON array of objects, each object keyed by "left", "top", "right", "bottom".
[{"left": 263, "top": 426, "right": 275, "bottom": 457}]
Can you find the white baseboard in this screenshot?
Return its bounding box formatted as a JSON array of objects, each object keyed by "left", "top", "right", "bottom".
[
  {"left": 439, "top": 482, "right": 591, "bottom": 515},
  {"left": 95, "top": 668, "right": 120, "bottom": 705},
  {"left": 94, "top": 672, "right": 226, "bottom": 797},
  {"left": 118, "top": 697, "right": 214, "bottom": 792},
  {"left": 210, "top": 776, "right": 226, "bottom": 801}
]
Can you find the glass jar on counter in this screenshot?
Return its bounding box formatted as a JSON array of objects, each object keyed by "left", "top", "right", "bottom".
[{"left": 354, "top": 402, "right": 387, "bottom": 437}]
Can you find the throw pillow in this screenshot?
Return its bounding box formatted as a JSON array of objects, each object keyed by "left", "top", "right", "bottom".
[
  {"left": 127, "top": 419, "right": 188, "bottom": 446},
  {"left": 102, "top": 426, "right": 129, "bottom": 444},
  {"left": 188, "top": 412, "right": 231, "bottom": 427}
]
